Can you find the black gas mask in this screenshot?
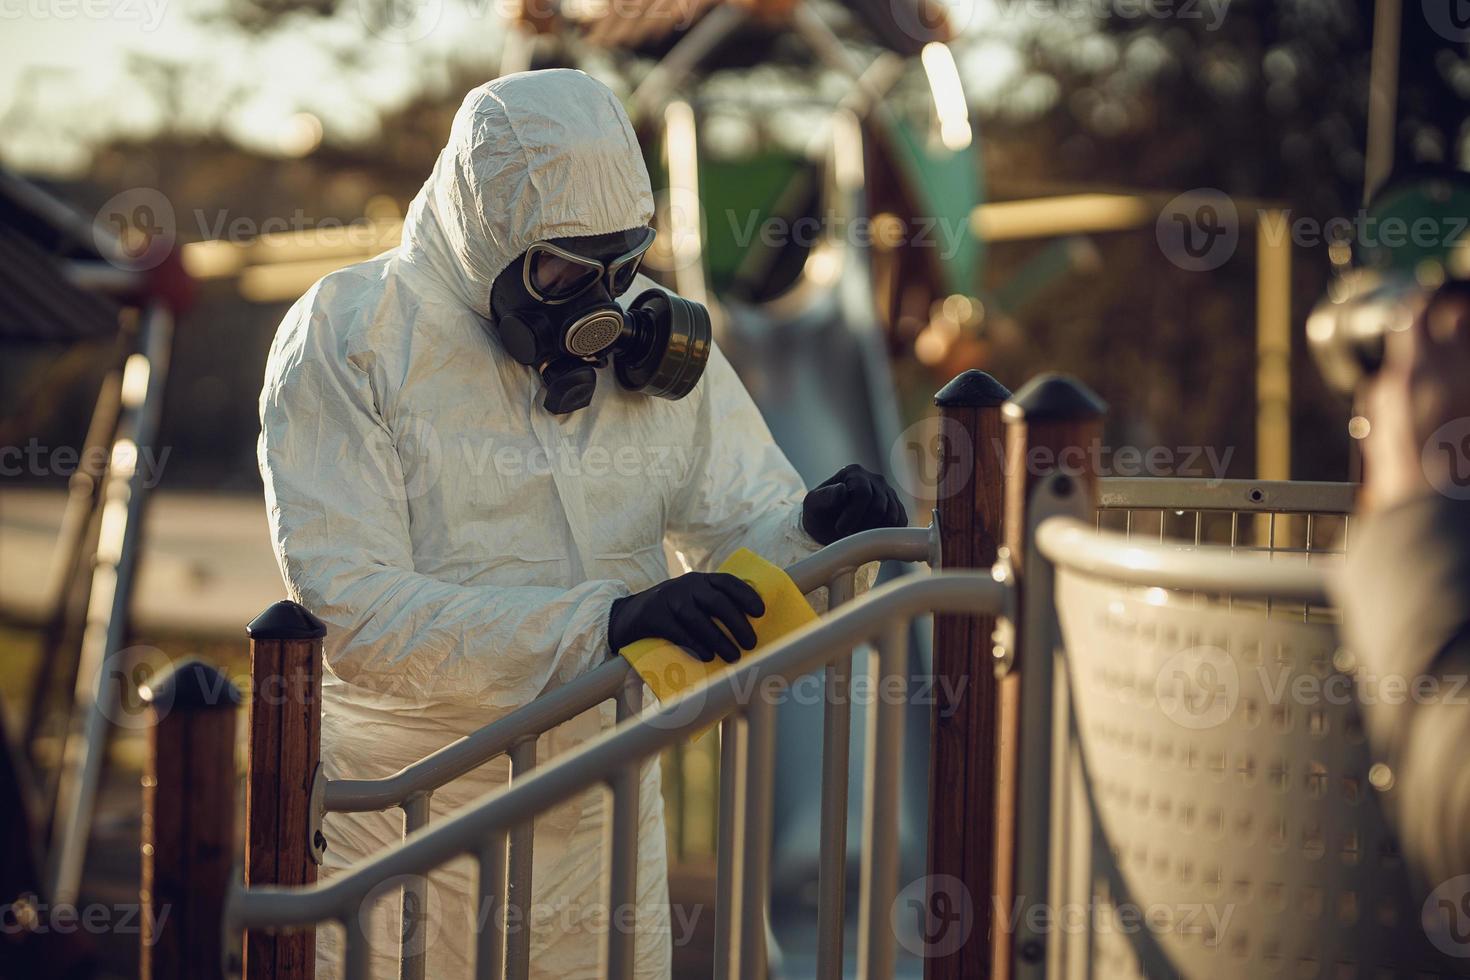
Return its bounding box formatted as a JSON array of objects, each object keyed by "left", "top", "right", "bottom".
[{"left": 488, "top": 226, "right": 712, "bottom": 414}]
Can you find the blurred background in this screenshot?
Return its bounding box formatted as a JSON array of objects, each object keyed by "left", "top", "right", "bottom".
[{"left": 1, "top": 0, "right": 1467, "bottom": 975}]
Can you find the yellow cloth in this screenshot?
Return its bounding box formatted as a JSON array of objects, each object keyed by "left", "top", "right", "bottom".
[{"left": 619, "top": 548, "right": 819, "bottom": 701}]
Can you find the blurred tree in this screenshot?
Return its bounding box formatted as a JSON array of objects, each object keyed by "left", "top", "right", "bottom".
[{"left": 975, "top": 0, "right": 1465, "bottom": 480}]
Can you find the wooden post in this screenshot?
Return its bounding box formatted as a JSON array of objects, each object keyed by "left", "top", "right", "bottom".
[
  {"left": 141, "top": 659, "right": 241, "bottom": 980},
  {"left": 244, "top": 600, "right": 326, "bottom": 980},
  {"left": 926, "top": 370, "right": 1011, "bottom": 978},
  {"left": 991, "top": 373, "right": 1105, "bottom": 980}
]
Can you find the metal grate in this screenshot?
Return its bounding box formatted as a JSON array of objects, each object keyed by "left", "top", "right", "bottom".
[{"left": 1094, "top": 478, "right": 1357, "bottom": 624}]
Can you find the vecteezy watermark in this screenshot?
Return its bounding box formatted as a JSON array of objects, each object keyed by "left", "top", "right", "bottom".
[
  {"left": 354, "top": 416, "right": 711, "bottom": 504},
  {"left": 1157, "top": 187, "right": 1470, "bottom": 272},
  {"left": 94, "top": 191, "right": 408, "bottom": 269},
  {"left": 724, "top": 210, "right": 972, "bottom": 263},
  {"left": 993, "top": 0, "right": 1231, "bottom": 30},
  {"left": 1156, "top": 190, "right": 1240, "bottom": 272},
  {"left": 889, "top": 417, "right": 1236, "bottom": 503},
  {"left": 1, "top": 897, "right": 169, "bottom": 939},
  {"left": 0, "top": 0, "right": 168, "bottom": 31},
  {"left": 94, "top": 187, "right": 176, "bottom": 270},
  {"left": 992, "top": 896, "right": 1235, "bottom": 940},
  {"left": 358, "top": 893, "right": 711, "bottom": 950},
  {"left": 890, "top": 417, "right": 975, "bottom": 505},
  {"left": 191, "top": 208, "right": 393, "bottom": 249},
  {"left": 1152, "top": 640, "right": 1470, "bottom": 732},
  {"left": 0, "top": 439, "right": 171, "bottom": 488},
  {"left": 892, "top": 875, "right": 974, "bottom": 959},
  {"left": 1424, "top": 875, "right": 1470, "bottom": 958},
  {"left": 1422, "top": 0, "right": 1470, "bottom": 43},
  {"left": 640, "top": 667, "right": 971, "bottom": 732},
  {"left": 1155, "top": 645, "right": 1239, "bottom": 730},
  {"left": 100, "top": 646, "right": 179, "bottom": 729},
  {"left": 1423, "top": 417, "right": 1470, "bottom": 501}
]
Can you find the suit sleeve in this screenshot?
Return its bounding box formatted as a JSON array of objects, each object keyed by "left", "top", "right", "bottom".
[
  {"left": 663, "top": 343, "right": 821, "bottom": 575},
  {"left": 258, "top": 304, "right": 628, "bottom": 709},
  {"left": 1334, "top": 495, "right": 1470, "bottom": 890}
]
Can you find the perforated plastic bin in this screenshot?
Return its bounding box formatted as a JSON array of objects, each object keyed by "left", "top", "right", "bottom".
[{"left": 1036, "top": 479, "right": 1455, "bottom": 978}]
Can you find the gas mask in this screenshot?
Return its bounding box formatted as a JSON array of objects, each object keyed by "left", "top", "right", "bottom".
[{"left": 489, "top": 226, "right": 712, "bottom": 414}]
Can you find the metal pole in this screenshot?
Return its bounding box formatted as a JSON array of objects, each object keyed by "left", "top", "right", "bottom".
[
  {"left": 50, "top": 303, "right": 174, "bottom": 905},
  {"left": 24, "top": 329, "right": 127, "bottom": 756},
  {"left": 343, "top": 908, "right": 372, "bottom": 980},
  {"left": 475, "top": 832, "right": 508, "bottom": 980},
  {"left": 713, "top": 715, "right": 746, "bottom": 980},
  {"left": 1363, "top": 0, "right": 1402, "bottom": 202},
  {"left": 399, "top": 793, "right": 431, "bottom": 980},
  {"left": 505, "top": 738, "right": 537, "bottom": 980},
  {"left": 607, "top": 675, "right": 644, "bottom": 980},
  {"left": 1257, "top": 211, "right": 1292, "bottom": 486},
  {"left": 739, "top": 692, "right": 778, "bottom": 980},
  {"left": 816, "top": 571, "right": 856, "bottom": 980},
  {"left": 858, "top": 624, "right": 908, "bottom": 980}
]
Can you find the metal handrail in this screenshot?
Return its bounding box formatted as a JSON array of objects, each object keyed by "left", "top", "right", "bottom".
[
  {"left": 1035, "top": 515, "right": 1332, "bottom": 604},
  {"left": 309, "top": 522, "right": 935, "bottom": 980},
  {"left": 227, "top": 569, "right": 1005, "bottom": 980},
  {"left": 323, "top": 523, "right": 937, "bottom": 813}
]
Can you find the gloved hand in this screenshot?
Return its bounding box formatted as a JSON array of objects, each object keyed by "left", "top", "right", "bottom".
[
  {"left": 801, "top": 463, "right": 909, "bottom": 545},
  {"left": 609, "top": 572, "right": 766, "bottom": 663}
]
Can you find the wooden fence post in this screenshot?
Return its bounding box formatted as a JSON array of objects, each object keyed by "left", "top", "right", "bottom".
[
  {"left": 141, "top": 659, "right": 241, "bottom": 980},
  {"left": 244, "top": 600, "right": 326, "bottom": 980},
  {"left": 991, "top": 373, "right": 1105, "bottom": 980},
  {"left": 926, "top": 370, "right": 1011, "bottom": 978}
]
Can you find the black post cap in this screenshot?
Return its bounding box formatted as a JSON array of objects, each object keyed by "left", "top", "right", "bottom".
[
  {"left": 247, "top": 600, "right": 327, "bottom": 640},
  {"left": 1002, "top": 373, "right": 1107, "bottom": 423},
  {"left": 934, "top": 370, "right": 1012, "bottom": 409},
  {"left": 142, "top": 658, "right": 241, "bottom": 712}
]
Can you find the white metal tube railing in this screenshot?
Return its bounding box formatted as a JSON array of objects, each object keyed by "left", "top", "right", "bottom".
[
  {"left": 310, "top": 523, "right": 933, "bottom": 980},
  {"left": 323, "top": 524, "right": 936, "bottom": 814},
  {"left": 1035, "top": 515, "right": 1331, "bottom": 602},
  {"left": 226, "top": 571, "right": 1008, "bottom": 980},
  {"left": 815, "top": 571, "right": 856, "bottom": 979}
]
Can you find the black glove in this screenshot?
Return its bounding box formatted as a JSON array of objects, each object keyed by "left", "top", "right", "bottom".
[
  {"left": 801, "top": 463, "right": 908, "bottom": 546},
  {"left": 608, "top": 572, "right": 766, "bottom": 664}
]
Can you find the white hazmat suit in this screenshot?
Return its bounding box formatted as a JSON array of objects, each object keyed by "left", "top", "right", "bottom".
[{"left": 257, "top": 69, "right": 821, "bottom": 979}]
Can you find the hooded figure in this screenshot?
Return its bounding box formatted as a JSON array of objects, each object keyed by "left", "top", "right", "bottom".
[{"left": 258, "top": 70, "right": 822, "bottom": 978}]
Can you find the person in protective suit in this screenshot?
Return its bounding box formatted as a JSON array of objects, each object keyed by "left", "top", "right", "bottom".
[{"left": 258, "top": 69, "right": 906, "bottom": 979}]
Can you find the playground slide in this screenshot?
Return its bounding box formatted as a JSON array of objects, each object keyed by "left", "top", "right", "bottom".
[{"left": 718, "top": 228, "right": 934, "bottom": 974}]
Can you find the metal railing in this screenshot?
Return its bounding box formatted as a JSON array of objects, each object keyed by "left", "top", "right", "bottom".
[
  {"left": 226, "top": 568, "right": 1004, "bottom": 980},
  {"left": 130, "top": 369, "right": 1373, "bottom": 980},
  {"left": 310, "top": 523, "right": 935, "bottom": 980}
]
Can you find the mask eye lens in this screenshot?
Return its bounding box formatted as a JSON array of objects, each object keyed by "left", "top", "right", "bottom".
[
  {"left": 610, "top": 253, "right": 645, "bottom": 295},
  {"left": 529, "top": 249, "right": 600, "bottom": 302},
  {"left": 610, "top": 229, "right": 655, "bottom": 295}
]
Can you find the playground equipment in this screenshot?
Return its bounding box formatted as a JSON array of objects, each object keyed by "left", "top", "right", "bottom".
[
  {"left": 133, "top": 369, "right": 1454, "bottom": 980},
  {"left": 0, "top": 168, "right": 191, "bottom": 939},
  {"left": 622, "top": 7, "right": 986, "bottom": 943}
]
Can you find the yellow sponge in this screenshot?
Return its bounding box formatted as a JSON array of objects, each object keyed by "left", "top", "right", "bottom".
[{"left": 619, "top": 548, "right": 819, "bottom": 702}]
